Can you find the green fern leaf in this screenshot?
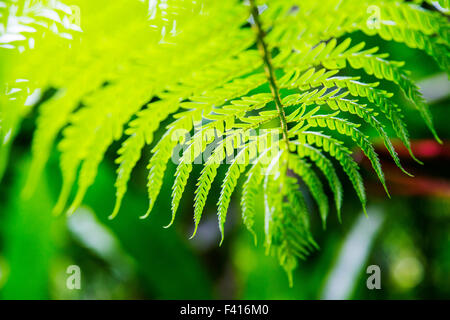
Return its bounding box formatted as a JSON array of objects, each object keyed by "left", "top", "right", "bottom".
[
  {"left": 3, "top": 0, "right": 448, "bottom": 284},
  {"left": 288, "top": 153, "right": 329, "bottom": 228},
  {"left": 294, "top": 143, "right": 343, "bottom": 221}
]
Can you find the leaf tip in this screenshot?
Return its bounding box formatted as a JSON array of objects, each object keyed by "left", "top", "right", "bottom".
[
  {"left": 109, "top": 197, "right": 123, "bottom": 220},
  {"left": 140, "top": 204, "right": 152, "bottom": 220},
  {"left": 189, "top": 224, "right": 199, "bottom": 239},
  {"left": 163, "top": 218, "right": 175, "bottom": 229}
]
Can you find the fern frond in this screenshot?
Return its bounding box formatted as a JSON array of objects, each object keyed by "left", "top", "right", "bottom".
[
  {"left": 240, "top": 158, "right": 264, "bottom": 244},
  {"left": 283, "top": 67, "right": 420, "bottom": 164},
  {"left": 305, "top": 115, "right": 389, "bottom": 196},
  {"left": 192, "top": 159, "right": 220, "bottom": 238},
  {"left": 53, "top": 79, "right": 151, "bottom": 215},
  {"left": 111, "top": 100, "right": 180, "bottom": 219},
  {"left": 322, "top": 1, "right": 450, "bottom": 69},
  {"left": 294, "top": 131, "right": 367, "bottom": 214},
  {"left": 263, "top": 148, "right": 286, "bottom": 249},
  {"left": 288, "top": 153, "right": 329, "bottom": 228},
  {"left": 318, "top": 75, "right": 420, "bottom": 164},
  {"left": 294, "top": 143, "right": 343, "bottom": 221},
  {"left": 327, "top": 97, "right": 414, "bottom": 173},
  {"left": 4, "top": 0, "right": 448, "bottom": 284},
  {"left": 345, "top": 48, "right": 442, "bottom": 142},
  {"left": 24, "top": 73, "right": 105, "bottom": 196},
  {"left": 170, "top": 160, "right": 193, "bottom": 223},
  {"left": 0, "top": 0, "right": 80, "bottom": 50},
  {"left": 217, "top": 146, "right": 249, "bottom": 244},
  {"left": 282, "top": 38, "right": 442, "bottom": 141},
  {"left": 272, "top": 176, "right": 318, "bottom": 287}
]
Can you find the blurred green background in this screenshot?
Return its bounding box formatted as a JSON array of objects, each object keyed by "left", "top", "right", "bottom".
[{"left": 0, "top": 1, "right": 449, "bottom": 300}]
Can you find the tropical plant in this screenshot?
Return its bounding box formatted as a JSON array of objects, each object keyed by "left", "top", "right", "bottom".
[{"left": 1, "top": 0, "right": 448, "bottom": 284}]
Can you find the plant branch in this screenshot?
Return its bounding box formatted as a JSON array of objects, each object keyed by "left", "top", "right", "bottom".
[{"left": 249, "top": 0, "right": 290, "bottom": 150}]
